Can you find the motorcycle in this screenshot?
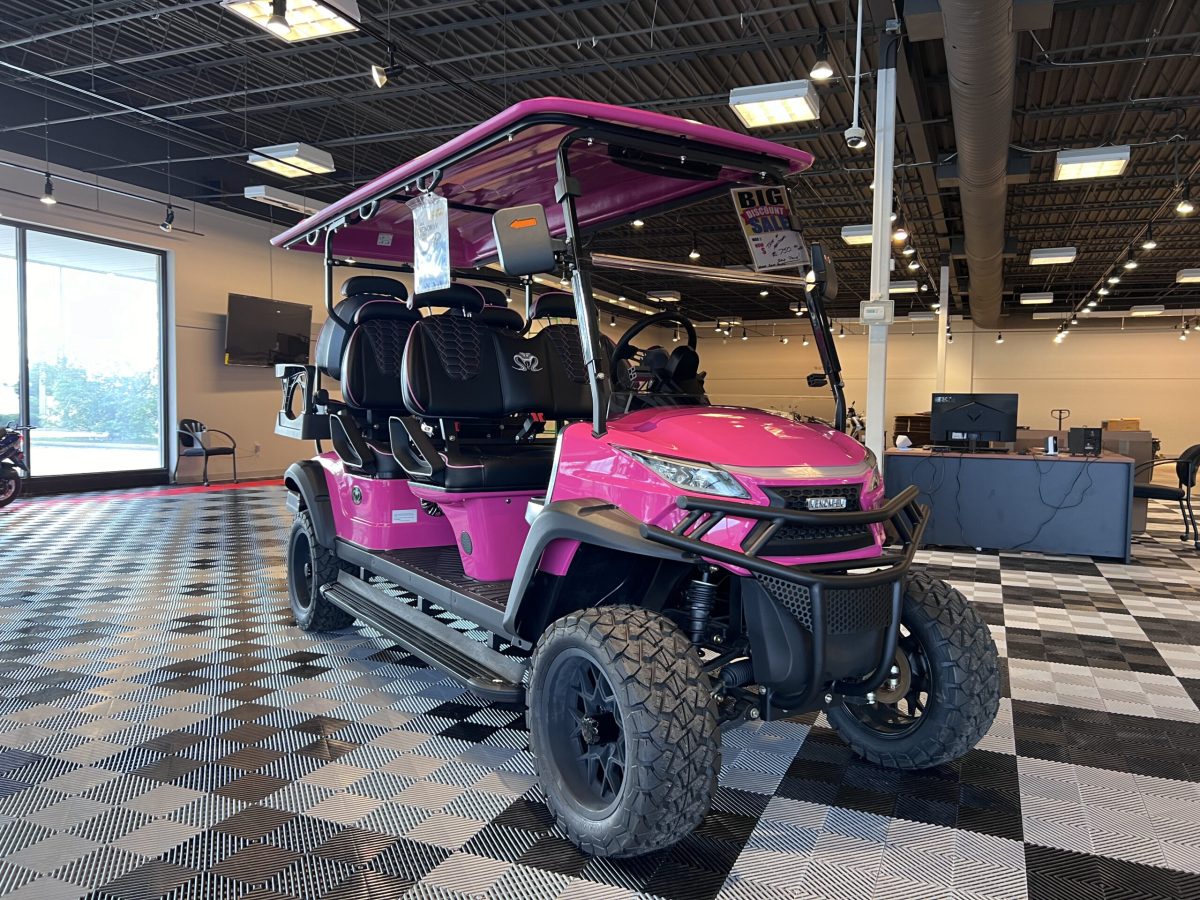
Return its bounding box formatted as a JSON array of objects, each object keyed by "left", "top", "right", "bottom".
[{"left": 0, "top": 423, "right": 32, "bottom": 508}]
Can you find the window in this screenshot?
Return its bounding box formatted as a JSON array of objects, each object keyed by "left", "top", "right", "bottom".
[{"left": 6, "top": 225, "right": 166, "bottom": 479}]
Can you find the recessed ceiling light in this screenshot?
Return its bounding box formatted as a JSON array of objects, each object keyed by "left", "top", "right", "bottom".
[
  {"left": 222, "top": 0, "right": 361, "bottom": 43},
  {"left": 1054, "top": 145, "right": 1130, "bottom": 181},
  {"left": 1019, "top": 292, "right": 1054, "bottom": 305},
  {"left": 1029, "top": 247, "right": 1077, "bottom": 265},
  {"left": 728, "top": 80, "right": 820, "bottom": 127},
  {"left": 248, "top": 141, "right": 335, "bottom": 177}
]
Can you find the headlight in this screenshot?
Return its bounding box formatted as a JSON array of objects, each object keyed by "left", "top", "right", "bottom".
[
  {"left": 624, "top": 450, "right": 750, "bottom": 499},
  {"left": 862, "top": 446, "right": 882, "bottom": 491}
]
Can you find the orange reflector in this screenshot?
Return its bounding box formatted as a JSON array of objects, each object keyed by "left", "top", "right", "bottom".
[{"left": 509, "top": 217, "right": 539, "bottom": 229}]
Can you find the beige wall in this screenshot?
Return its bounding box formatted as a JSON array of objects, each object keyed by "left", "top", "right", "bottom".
[
  {"left": 4, "top": 151, "right": 1196, "bottom": 477},
  {"left": 697, "top": 319, "right": 1199, "bottom": 455}
]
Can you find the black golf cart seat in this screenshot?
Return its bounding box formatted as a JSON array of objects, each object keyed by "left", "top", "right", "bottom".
[
  {"left": 398, "top": 284, "right": 591, "bottom": 490},
  {"left": 317, "top": 276, "right": 419, "bottom": 477},
  {"left": 475, "top": 285, "right": 525, "bottom": 333}
]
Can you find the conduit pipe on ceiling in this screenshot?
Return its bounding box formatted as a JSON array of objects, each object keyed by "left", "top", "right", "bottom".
[{"left": 939, "top": 0, "right": 1016, "bottom": 330}]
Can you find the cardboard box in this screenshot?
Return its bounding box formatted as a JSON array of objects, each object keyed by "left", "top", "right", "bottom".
[{"left": 1102, "top": 418, "right": 1142, "bottom": 432}]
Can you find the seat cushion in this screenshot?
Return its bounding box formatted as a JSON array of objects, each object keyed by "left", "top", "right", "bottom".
[
  {"left": 1134, "top": 484, "right": 1185, "bottom": 502},
  {"left": 437, "top": 444, "right": 556, "bottom": 490}
]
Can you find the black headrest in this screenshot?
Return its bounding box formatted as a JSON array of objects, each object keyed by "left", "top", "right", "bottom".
[
  {"left": 529, "top": 291, "right": 576, "bottom": 319},
  {"left": 345, "top": 296, "right": 420, "bottom": 324},
  {"left": 411, "top": 283, "right": 487, "bottom": 313},
  {"left": 478, "top": 286, "right": 508, "bottom": 307},
  {"left": 342, "top": 275, "right": 408, "bottom": 300},
  {"left": 477, "top": 305, "right": 524, "bottom": 332}
]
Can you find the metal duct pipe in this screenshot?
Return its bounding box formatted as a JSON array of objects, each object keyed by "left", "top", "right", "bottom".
[{"left": 940, "top": 0, "right": 1017, "bottom": 329}]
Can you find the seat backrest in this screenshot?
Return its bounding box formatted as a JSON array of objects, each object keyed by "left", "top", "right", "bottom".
[
  {"left": 527, "top": 291, "right": 604, "bottom": 418},
  {"left": 1178, "top": 444, "right": 1200, "bottom": 488},
  {"left": 179, "top": 419, "right": 205, "bottom": 449},
  {"left": 403, "top": 285, "right": 590, "bottom": 420},
  {"left": 313, "top": 276, "right": 419, "bottom": 412}
]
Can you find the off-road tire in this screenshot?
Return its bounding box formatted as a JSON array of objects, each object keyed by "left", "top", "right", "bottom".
[
  {"left": 827, "top": 571, "right": 999, "bottom": 769},
  {"left": 0, "top": 469, "right": 21, "bottom": 508},
  {"left": 527, "top": 605, "right": 720, "bottom": 857},
  {"left": 287, "top": 510, "right": 354, "bottom": 631}
]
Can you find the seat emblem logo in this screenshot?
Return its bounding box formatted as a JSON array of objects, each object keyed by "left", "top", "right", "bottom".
[{"left": 512, "top": 352, "right": 542, "bottom": 372}]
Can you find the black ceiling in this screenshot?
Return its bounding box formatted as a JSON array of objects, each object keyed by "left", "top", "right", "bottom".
[{"left": 1, "top": 0, "right": 1198, "bottom": 326}]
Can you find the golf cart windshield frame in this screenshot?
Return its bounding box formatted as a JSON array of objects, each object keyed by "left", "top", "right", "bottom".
[{"left": 274, "top": 102, "right": 832, "bottom": 437}]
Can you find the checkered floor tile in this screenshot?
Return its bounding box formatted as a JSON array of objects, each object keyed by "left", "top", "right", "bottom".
[{"left": 0, "top": 486, "right": 1197, "bottom": 899}]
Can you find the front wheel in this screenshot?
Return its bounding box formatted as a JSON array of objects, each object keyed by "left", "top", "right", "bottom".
[
  {"left": 0, "top": 467, "right": 22, "bottom": 508},
  {"left": 287, "top": 510, "right": 354, "bottom": 631},
  {"left": 527, "top": 606, "right": 719, "bottom": 858},
  {"left": 826, "top": 572, "right": 999, "bottom": 769}
]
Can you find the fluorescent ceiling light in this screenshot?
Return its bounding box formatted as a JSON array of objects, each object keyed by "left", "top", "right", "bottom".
[
  {"left": 1130, "top": 305, "right": 1165, "bottom": 317},
  {"left": 1029, "top": 247, "right": 1077, "bottom": 265},
  {"left": 243, "top": 184, "right": 328, "bottom": 215},
  {"left": 222, "top": 0, "right": 360, "bottom": 42},
  {"left": 729, "top": 80, "right": 820, "bottom": 128},
  {"left": 907, "top": 311, "right": 936, "bottom": 321},
  {"left": 248, "top": 141, "right": 335, "bottom": 177},
  {"left": 1177, "top": 269, "right": 1200, "bottom": 284},
  {"left": 646, "top": 290, "right": 682, "bottom": 303},
  {"left": 840, "top": 224, "right": 873, "bottom": 246},
  {"left": 888, "top": 281, "right": 918, "bottom": 294},
  {"left": 1020, "top": 292, "right": 1054, "bottom": 305},
  {"left": 1054, "top": 145, "right": 1130, "bottom": 181}
]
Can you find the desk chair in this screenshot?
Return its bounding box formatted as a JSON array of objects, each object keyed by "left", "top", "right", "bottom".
[
  {"left": 1134, "top": 444, "right": 1199, "bottom": 549},
  {"left": 174, "top": 419, "right": 238, "bottom": 486}
]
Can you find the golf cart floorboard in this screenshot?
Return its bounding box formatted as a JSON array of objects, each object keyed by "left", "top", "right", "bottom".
[{"left": 376, "top": 547, "right": 512, "bottom": 611}]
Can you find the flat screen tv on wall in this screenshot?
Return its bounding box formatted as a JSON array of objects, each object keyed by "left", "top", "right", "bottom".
[{"left": 224, "top": 293, "right": 312, "bottom": 367}]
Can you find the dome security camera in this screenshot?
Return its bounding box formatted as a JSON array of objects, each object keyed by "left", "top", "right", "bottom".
[{"left": 844, "top": 125, "right": 868, "bottom": 150}]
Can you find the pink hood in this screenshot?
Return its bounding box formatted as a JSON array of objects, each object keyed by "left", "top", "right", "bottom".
[{"left": 604, "top": 407, "right": 867, "bottom": 468}]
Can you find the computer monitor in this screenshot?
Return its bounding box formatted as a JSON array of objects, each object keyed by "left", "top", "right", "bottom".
[{"left": 930, "top": 393, "right": 1018, "bottom": 447}]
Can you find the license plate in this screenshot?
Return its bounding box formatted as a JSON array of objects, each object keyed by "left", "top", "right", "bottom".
[{"left": 806, "top": 497, "right": 847, "bottom": 510}]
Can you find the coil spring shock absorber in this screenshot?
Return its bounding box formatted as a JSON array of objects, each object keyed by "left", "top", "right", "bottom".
[{"left": 685, "top": 569, "right": 717, "bottom": 645}]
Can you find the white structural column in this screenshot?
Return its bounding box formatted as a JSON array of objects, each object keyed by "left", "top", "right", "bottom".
[
  {"left": 936, "top": 263, "right": 950, "bottom": 391},
  {"left": 864, "top": 23, "right": 901, "bottom": 461}
]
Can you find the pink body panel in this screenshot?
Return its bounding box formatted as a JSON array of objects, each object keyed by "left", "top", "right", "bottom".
[
  {"left": 549, "top": 408, "right": 883, "bottom": 572},
  {"left": 318, "top": 453, "right": 454, "bottom": 550},
  {"left": 407, "top": 483, "right": 543, "bottom": 581}
]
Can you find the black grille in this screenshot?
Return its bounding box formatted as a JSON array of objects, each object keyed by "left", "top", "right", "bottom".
[
  {"left": 748, "top": 485, "right": 874, "bottom": 556},
  {"left": 755, "top": 576, "right": 892, "bottom": 635}
]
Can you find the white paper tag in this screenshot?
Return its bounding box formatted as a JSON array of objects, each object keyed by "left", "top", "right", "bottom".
[
  {"left": 408, "top": 192, "right": 450, "bottom": 293},
  {"left": 391, "top": 509, "right": 418, "bottom": 524}
]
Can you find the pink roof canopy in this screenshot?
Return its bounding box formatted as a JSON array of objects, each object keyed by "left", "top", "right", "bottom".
[{"left": 272, "top": 97, "right": 815, "bottom": 268}]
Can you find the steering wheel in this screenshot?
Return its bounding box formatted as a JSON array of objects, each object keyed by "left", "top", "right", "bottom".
[{"left": 610, "top": 311, "right": 700, "bottom": 396}]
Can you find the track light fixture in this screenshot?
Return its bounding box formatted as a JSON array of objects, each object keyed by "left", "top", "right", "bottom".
[
  {"left": 780, "top": 336, "right": 789, "bottom": 344},
  {"left": 920, "top": 283, "right": 929, "bottom": 292},
  {"left": 672, "top": 328, "right": 680, "bottom": 343},
  {"left": 688, "top": 242, "right": 700, "bottom": 261},
  {"left": 1123, "top": 249, "right": 1138, "bottom": 270},
  {"left": 741, "top": 327, "right": 749, "bottom": 341},
  {"left": 945, "top": 324, "right": 953, "bottom": 345},
  {"left": 1141, "top": 225, "right": 1157, "bottom": 251},
  {"left": 891, "top": 217, "right": 907, "bottom": 243},
  {"left": 40, "top": 173, "right": 56, "bottom": 205},
  {"left": 609, "top": 313, "right": 617, "bottom": 327},
  {"left": 838, "top": 323, "right": 846, "bottom": 339},
  {"left": 907, "top": 259, "right": 919, "bottom": 271},
  {"left": 1107, "top": 275, "right": 1121, "bottom": 285},
  {"left": 902, "top": 244, "right": 916, "bottom": 256},
  {"left": 159, "top": 204, "right": 175, "bottom": 233},
  {"left": 802, "top": 334, "right": 810, "bottom": 347},
  {"left": 995, "top": 332, "right": 1004, "bottom": 344},
  {"left": 1070, "top": 313, "right": 1079, "bottom": 325},
  {"left": 632, "top": 218, "right": 645, "bottom": 228},
  {"left": 1098, "top": 287, "right": 1110, "bottom": 295},
  {"left": 759, "top": 289, "right": 769, "bottom": 297}
]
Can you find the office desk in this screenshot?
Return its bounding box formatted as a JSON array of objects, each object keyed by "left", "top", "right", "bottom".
[{"left": 884, "top": 449, "right": 1134, "bottom": 562}]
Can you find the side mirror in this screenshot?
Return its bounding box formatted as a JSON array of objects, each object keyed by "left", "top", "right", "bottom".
[
  {"left": 806, "top": 241, "right": 837, "bottom": 301},
  {"left": 492, "top": 204, "right": 556, "bottom": 276}
]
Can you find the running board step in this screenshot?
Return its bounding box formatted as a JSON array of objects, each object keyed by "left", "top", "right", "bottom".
[{"left": 322, "top": 574, "right": 526, "bottom": 704}]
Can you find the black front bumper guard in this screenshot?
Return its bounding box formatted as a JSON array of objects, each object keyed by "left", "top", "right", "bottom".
[{"left": 640, "top": 485, "right": 928, "bottom": 713}]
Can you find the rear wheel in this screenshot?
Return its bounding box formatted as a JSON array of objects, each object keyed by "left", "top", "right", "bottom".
[
  {"left": 0, "top": 468, "right": 21, "bottom": 508},
  {"left": 527, "top": 606, "right": 719, "bottom": 857},
  {"left": 826, "top": 572, "right": 999, "bottom": 769},
  {"left": 287, "top": 510, "right": 354, "bottom": 631}
]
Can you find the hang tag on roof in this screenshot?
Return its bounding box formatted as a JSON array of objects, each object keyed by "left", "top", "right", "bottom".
[{"left": 408, "top": 192, "right": 450, "bottom": 294}]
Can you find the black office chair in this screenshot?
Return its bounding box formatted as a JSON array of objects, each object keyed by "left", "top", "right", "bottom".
[
  {"left": 1133, "top": 443, "right": 1200, "bottom": 549},
  {"left": 174, "top": 419, "right": 238, "bottom": 486}
]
